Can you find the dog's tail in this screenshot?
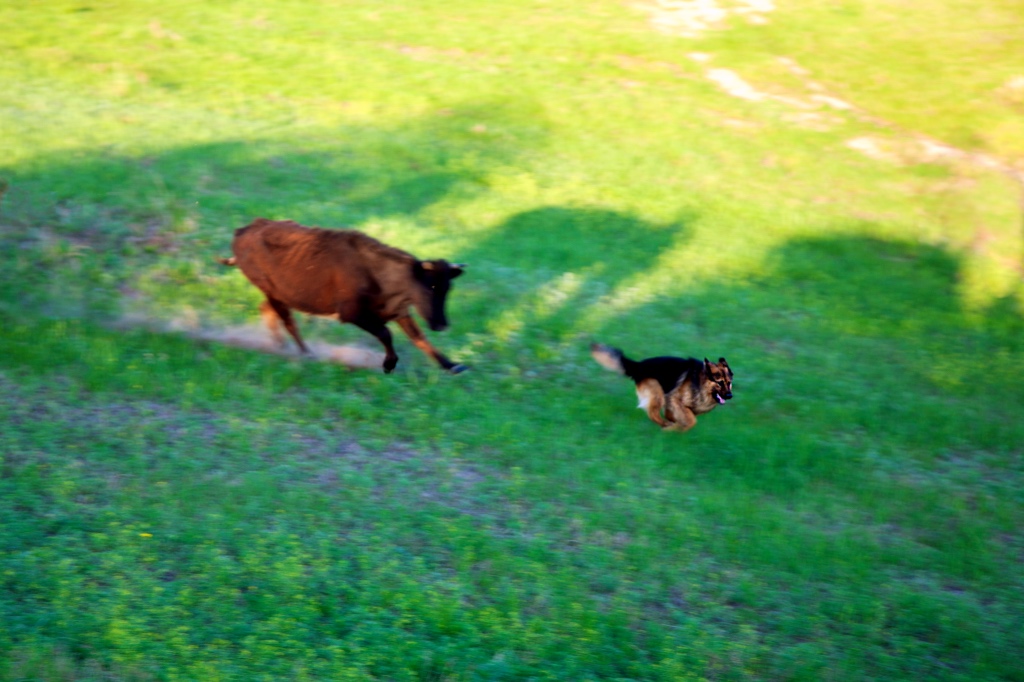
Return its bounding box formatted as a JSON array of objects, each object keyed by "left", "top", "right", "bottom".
[
  {"left": 217, "top": 256, "right": 237, "bottom": 266},
  {"left": 590, "top": 343, "right": 638, "bottom": 378}
]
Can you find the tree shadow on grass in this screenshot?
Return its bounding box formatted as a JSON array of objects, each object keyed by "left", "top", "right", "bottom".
[
  {"left": 5, "top": 101, "right": 541, "bottom": 233},
  {"left": 582, "top": 232, "right": 1023, "bottom": 496},
  {"left": 454, "top": 205, "right": 691, "bottom": 359},
  {"left": 0, "top": 102, "right": 545, "bottom": 320}
]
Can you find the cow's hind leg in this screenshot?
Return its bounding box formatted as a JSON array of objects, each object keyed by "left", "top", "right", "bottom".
[
  {"left": 395, "top": 316, "right": 467, "bottom": 374},
  {"left": 259, "top": 300, "right": 286, "bottom": 349},
  {"left": 265, "top": 297, "right": 310, "bottom": 354},
  {"left": 351, "top": 315, "right": 399, "bottom": 373}
]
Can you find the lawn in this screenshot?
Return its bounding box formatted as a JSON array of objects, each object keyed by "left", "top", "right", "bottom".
[{"left": 1, "top": 1, "right": 1022, "bottom": 680}]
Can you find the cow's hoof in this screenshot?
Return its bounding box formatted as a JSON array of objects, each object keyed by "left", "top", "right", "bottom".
[{"left": 448, "top": 364, "right": 469, "bottom": 375}]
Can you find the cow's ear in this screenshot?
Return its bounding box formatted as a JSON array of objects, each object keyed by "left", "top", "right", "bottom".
[{"left": 449, "top": 263, "right": 465, "bottom": 279}]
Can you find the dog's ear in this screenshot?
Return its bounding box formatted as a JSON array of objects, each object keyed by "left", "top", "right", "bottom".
[
  {"left": 718, "top": 357, "right": 728, "bottom": 367},
  {"left": 703, "top": 358, "right": 712, "bottom": 373}
]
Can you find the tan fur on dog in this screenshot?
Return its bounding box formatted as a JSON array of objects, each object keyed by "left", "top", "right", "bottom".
[{"left": 592, "top": 343, "right": 733, "bottom": 432}]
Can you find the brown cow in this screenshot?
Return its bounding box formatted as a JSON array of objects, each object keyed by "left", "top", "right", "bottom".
[{"left": 221, "top": 218, "right": 467, "bottom": 374}]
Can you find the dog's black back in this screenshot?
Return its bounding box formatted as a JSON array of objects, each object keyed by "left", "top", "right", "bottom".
[{"left": 620, "top": 354, "right": 703, "bottom": 395}]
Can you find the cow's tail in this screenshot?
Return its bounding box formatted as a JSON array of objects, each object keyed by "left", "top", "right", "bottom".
[
  {"left": 217, "top": 256, "right": 237, "bottom": 266},
  {"left": 590, "top": 343, "right": 638, "bottom": 379}
]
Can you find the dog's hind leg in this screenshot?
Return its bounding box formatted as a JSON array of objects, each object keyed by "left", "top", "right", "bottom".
[{"left": 636, "top": 379, "right": 672, "bottom": 428}]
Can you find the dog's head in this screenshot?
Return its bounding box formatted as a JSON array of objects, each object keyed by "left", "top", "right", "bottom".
[{"left": 703, "top": 357, "right": 733, "bottom": 405}]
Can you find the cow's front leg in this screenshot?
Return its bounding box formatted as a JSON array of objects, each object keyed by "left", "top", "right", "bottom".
[
  {"left": 395, "top": 316, "right": 467, "bottom": 374},
  {"left": 351, "top": 315, "right": 399, "bottom": 373}
]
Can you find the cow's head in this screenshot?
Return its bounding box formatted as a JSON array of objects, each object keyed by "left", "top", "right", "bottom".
[{"left": 412, "top": 260, "right": 464, "bottom": 331}]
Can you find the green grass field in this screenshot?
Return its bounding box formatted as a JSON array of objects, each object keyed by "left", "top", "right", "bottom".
[{"left": 2, "top": 1, "right": 1023, "bottom": 680}]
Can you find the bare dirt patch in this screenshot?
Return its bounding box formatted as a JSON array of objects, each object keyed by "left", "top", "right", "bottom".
[
  {"left": 192, "top": 324, "right": 385, "bottom": 369},
  {"left": 117, "top": 312, "right": 386, "bottom": 369},
  {"left": 636, "top": 0, "right": 775, "bottom": 38},
  {"left": 689, "top": 52, "right": 1024, "bottom": 205}
]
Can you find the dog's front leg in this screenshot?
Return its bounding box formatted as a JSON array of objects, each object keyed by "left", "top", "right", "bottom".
[{"left": 664, "top": 407, "right": 697, "bottom": 432}]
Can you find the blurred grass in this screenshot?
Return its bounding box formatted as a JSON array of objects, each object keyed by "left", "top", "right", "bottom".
[{"left": 1, "top": 0, "right": 1023, "bottom": 680}]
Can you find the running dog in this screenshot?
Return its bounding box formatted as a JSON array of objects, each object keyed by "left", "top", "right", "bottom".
[{"left": 591, "top": 343, "right": 733, "bottom": 432}]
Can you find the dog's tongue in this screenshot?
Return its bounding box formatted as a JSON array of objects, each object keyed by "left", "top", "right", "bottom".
[{"left": 717, "top": 394, "right": 726, "bottom": 405}]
